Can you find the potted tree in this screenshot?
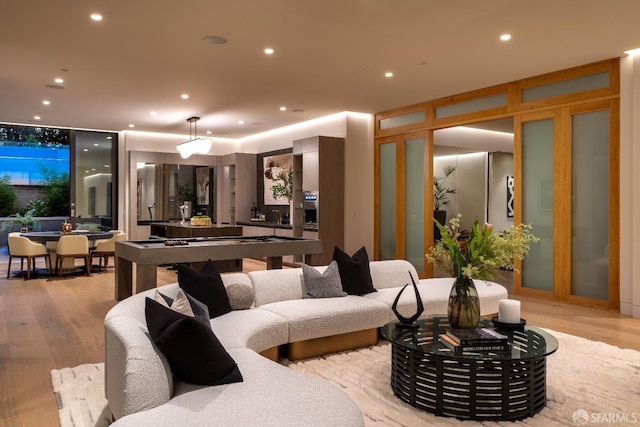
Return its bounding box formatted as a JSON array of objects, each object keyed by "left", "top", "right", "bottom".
[{"left": 433, "top": 165, "right": 457, "bottom": 240}]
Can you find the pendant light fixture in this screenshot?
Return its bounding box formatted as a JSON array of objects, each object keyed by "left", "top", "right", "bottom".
[{"left": 176, "top": 116, "right": 212, "bottom": 159}]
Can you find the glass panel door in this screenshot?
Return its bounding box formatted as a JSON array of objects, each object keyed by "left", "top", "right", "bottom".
[
  {"left": 378, "top": 142, "right": 397, "bottom": 260},
  {"left": 74, "top": 130, "right": 117, "bottom": 230},
  {"left": 571, "top": 110, "right": 609, "bottom": 299},
  {"left": 405, "top": 138, "right": 424, "bottom": 271},
  {"left": 521, "top": 119, "right": 554, "bottom": 291}
]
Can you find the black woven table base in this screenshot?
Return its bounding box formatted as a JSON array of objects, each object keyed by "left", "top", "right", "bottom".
[{"left": 390, "top": 345, "right": 547, "bottom": 421}]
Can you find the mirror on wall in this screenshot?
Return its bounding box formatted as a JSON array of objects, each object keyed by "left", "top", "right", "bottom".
[
  {"left": 433, "top": 118, "right": 514, "bottom": 232},
  {"left": 136, "top": 163, "right": 215, "bottom": 224}
]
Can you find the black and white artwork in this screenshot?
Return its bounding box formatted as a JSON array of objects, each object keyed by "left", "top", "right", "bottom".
[
  {"left": 506, "top": 176, "right": 514, "bottom": 218},
  {"left": 196, "top": 167, "right": 209, "bottom": 205}
]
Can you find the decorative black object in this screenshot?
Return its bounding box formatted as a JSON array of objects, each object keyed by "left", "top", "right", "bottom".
[
  {"left": 164, "top": 239, "right": 189, "bottom": 246},
  {"left": 391, "top": 272, "right": 424, "bottom": 328},
  {"left": 491, "top": 316, "right": 527, "bottom": 331}
]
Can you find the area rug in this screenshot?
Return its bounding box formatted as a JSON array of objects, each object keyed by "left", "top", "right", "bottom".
[{"left": 51, "top": 330, "right": 640, "bottom": 427}]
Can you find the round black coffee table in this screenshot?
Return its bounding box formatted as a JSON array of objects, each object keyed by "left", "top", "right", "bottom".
[{"left": 380, "top": 315, "right": 558, "bottom": 421}]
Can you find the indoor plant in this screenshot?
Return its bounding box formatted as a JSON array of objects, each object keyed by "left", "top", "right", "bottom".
[
  {"left": 270, "top": 170, "right": 293, "bottom": 224},
  {"left": 426, "top": 215, "right": 538, "bottom": 328},
  {"left": 433, "top": 165, "right": 457, "bottom": 211},
  {"left": 270, "top": 170, "right": 293, "bottom": 203},
  {"left": 1, "top": 209, "right": 41, "bottom": 233},
  {"left": 433, "top": 165, "right": 456, "bottom": 240}
]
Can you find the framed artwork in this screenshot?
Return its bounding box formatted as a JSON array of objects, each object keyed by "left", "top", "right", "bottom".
[
  {"left": 263, "top": 153, "right": 292, "bottom": 205},
  {"left": 506, "top": 176, "right": 515, "bottom": 218},
  {"left": 196, "top": 167, "right": 209, "bottom": 205}
]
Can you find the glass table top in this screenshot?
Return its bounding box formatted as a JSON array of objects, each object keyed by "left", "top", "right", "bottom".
[{"left": 381, "top": 315, "right": 559, "bottom": 361}]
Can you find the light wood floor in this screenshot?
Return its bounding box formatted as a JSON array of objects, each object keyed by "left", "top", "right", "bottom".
[{"left": 1, "top": 256, "right": 639, "bottom": 427}]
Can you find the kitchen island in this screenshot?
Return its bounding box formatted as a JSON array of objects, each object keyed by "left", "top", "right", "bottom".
[{"left": 149, "top": 222, "right": 242, "bottom": 238}]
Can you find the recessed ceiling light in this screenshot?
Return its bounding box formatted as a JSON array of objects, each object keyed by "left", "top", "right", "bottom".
[
  {"left": 104, "top": 165, "right": 109, "bottom": 168},
  {"left": 202, "top": 35, "right": 228, "bottom": 45},
  {"left": 500, "top": 34, "right": 511, "bottom": 41},
  {"left": 42, "top": 100, "right": 50, "bottom": 105},
  {"left": 91, "top": 168, "right": 96, "bottom": 171},
  {"left": 264, "top": 48, "right": 274, "bottom": 55},
  {"left": 106, "top": 136, "right": 112, "bottom": 140},
  {"left": 238, "top": 120, "right": 245, "bottom": 125},
  {"left": 129, "top": 124, "right": 135, "bottom": 128},
  {"left": 181, "top": 94, "right": 189, "bottom": 99},
  {"left": 150, "top": 111, "right": 157, "bottom": 116},
  {"left": 34, "top": 115, "right": 41, "bottom": 120},
  {"left": 280, "top": 106, "right": 286, "bottom": 111},
  {"left": 83, "top": 148, "right": 89, "bottom": 152},
  {"left": 94, "top": 143, "right": 99, "bottom": 146},
  {"left": 206, "top": 131, "right": 212, "bottom": 135},
  {"left": 90, "top": 14, "right": 103, "bottom": 21},
  {"left": 384, "top": 72, "right": 394, "bottom": 78},
  {"left": 54, "top": 78, "right": 64, "bottom": 84}
]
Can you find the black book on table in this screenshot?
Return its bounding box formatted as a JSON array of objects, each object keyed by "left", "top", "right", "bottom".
[
  {"left": 439, "top": 334, "right": 511, "bottom": 354},
  {"left": 445, "top": 327, "right": 508, "bottom": 346}
]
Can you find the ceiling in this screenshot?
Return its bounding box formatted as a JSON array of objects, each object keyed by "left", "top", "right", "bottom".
[{"left": 2, "top": 0, "right": 640, "bottom": 139}]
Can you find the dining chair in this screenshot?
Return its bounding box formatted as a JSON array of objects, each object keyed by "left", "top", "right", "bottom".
[
  {"left": 56, "top": 234, "right": 91, "bottom": 277},
  {"left": 7, "top": 232, "right": 52, "bottom": 279},
  {"left": 90, "top": 231, "right": 126, "bottom": 271}
]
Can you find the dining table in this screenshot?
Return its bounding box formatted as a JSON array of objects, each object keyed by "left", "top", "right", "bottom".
[{"left": 21, "top": 230, "right": 114, "bottom": 274}]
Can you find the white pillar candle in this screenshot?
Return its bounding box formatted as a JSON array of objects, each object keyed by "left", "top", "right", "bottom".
[{"left": 498, "top": 299, "right": 521, "bottom": 323}]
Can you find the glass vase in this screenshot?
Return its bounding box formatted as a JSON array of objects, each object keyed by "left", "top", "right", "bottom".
[{"left": 447, "top": 277, "right": 481, "bottom": 328}]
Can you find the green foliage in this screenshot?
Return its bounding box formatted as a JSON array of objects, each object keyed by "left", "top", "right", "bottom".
[
  {"left": 178, "top": 184, "right": 195, "bottom": 202},
  {"left": 426, "top": 214, "right": 539, "bottom": 280},
  {"left": 0, "top": 123, "right": 70, "bottom": 145},
  {"left": 22, "top": 199, "right": 46, "bottom": 216},
  {"left": 0, "top": 209, "right": 41, "bottom": 232},
  {"left": 270, "top": 170, "right": 293, "bottom": 202},
  {"left": 433, "top": 165, "right": 457, "bottom": 210},
  {"left": 0, "top": 175, "right": 16, "bottom": 216},
  {"left": 39, "top": 166, "right": 70, "bottom": 216}
]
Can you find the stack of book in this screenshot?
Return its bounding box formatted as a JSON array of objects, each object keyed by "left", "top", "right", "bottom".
[{"left": 439, "top": 328, "right": 511, "bottom": 354}]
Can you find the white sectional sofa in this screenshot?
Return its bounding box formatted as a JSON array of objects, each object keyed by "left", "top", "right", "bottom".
[{"left": 104, "top": 259, "right": 507, "bottom": 426}]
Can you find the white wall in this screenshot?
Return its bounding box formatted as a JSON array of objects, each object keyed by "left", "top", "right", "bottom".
[
  {"left": 619, "top": 54, "right": 639, "bottom": 317},
  {"left": 433, "top": 152, "right": 487, "bottom": 231}
]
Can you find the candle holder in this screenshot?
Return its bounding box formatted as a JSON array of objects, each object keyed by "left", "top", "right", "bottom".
[{"left": 491, "top": 316, "right": 526, "bottom": 331}]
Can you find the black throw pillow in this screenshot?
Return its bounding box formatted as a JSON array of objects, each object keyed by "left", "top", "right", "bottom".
[
  {"left": 155, "top": 289, "right": 210, "bottom": 323},
  {"left": 332, "top": 246, "right": 377, "bottom": 295},
  {"left": 177, "top": 261, "right": 231, "bottom": 318},
  {"left": 145, "top": 298, "right": 243, "bottom": 386}
]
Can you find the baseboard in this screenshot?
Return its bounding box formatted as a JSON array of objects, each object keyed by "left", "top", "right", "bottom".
[{"left": 259, "top": 346, "right": 279, "bottom": 361}]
